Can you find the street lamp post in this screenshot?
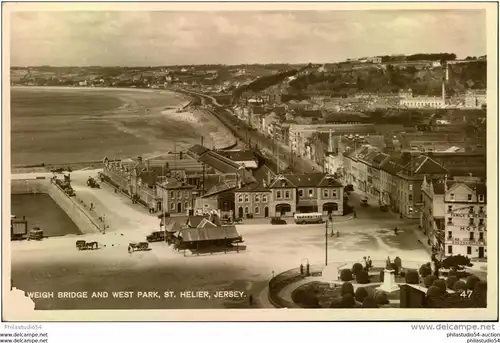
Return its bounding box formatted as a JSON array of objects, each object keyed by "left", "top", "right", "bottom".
[{"left": 325, "top": 214, "right": 333, "bottom": 266}]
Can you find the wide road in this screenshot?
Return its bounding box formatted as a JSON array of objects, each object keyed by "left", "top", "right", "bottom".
[{"left": 181, "top": 89, "right": 316, "bottom": 174}]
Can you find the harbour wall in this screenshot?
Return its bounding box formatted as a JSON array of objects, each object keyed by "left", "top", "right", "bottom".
[{"left": 11, "top": 179, "right": 101, "bottom": 235}]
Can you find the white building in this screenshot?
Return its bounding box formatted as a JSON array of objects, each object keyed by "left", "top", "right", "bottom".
[
  {"left": 400, "top": 96, "right": 445, "bottom": 109},
  {"left": 444, "top": 179, "right": 487, "bottom": 259},
  {"left": 465, "top": 90, "right": 487, "bottom": 109}
]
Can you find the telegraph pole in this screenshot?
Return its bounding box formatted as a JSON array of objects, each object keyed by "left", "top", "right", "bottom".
[{"left": 325, "top": 219, "right": 328, "bottom": 266}]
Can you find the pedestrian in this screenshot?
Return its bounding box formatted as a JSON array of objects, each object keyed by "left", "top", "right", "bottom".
[
  {"left": 394, "top": 227, "right": 398, "bottom": 235},
  {"left": 90, "top": 202, "right": 94, "bottom": 211},
  {"left": 353, "top": 211, "right": 357, "bottom": 218},
  {"left": 249, "top": 294, "right": 254, "bottom": 306},
  {"left": 336, "top": 231, "right": 340, "bottom": 238}
]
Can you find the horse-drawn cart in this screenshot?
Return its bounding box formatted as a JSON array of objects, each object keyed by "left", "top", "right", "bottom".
[
  {"left": 76, "top": 240, "right": 98, "bottom": 250},
  {"left": 128, "top": 242, "right": 150, "bottom": 253}
]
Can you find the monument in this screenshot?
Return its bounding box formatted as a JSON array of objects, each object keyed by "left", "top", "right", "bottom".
[
  {"left": 377, "top": 269, "right": 400, "bottom": 293},
  {"left": 322, "top": 264, "right": 339, "bottom": 288}
]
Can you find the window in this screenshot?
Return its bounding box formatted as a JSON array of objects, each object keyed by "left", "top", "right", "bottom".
[
  {"left": 255, "top": 195, "right": 260, "bottom": 202},
  {"left": 409, "top": 184, "right": 413, "bottom": 191},
  {"left": 479, "top": 206, "right": 484, "bottom": 213},
  {"left": 469, "top": 232, "right": 475, "bottom": 240},
  {"left": 262, "top": 194, "right": 268, "bottom": 202},
  {"left": 184, "top": 201, "right": 188, "bottom": 210},
  {"left": 276, "top": 191, "right": 281, "bottom": 199},
  {"left": 238, "top": 195, "right": 243, "bottom": 203},
  {"left": 285, "top": 191, "right": 290, "bottom": 199},
  {"left": 185, "top": 191, "right": 189, "bottom": 198},
  {"left": 299, "top": 189, "right": 304, "bottom": 197},
  {"left": 177, "top": 191, "right": 181, "bottom": 198},
  {"left": 332, "top": 190, "right": 337, "bottom": 197},
  {"left": 409, "top": 195, "right": 413, "bottom": 202},
  {"left": 308, "top": 189, "right": 313, "bottom": 197},
  {"left": 448, "top": 245, "right": 453, "bottom": 254},
  {"left": 469, "top": 206, "right": 474, "bottom": 213},
  {"left": 447, "top": 218, "right": 453, "bottom": 225},
  {"left": 450, "top": 193, "right": 455, "bottom": 201},
  {"left": 469, "top": 218, "right": 474, "bottom": 225},
  {"left": 448, "top": 206, "right": 453, "bottom": 213},
  {"left": 170, "top": 202, "right": 175, "bottom": 210},
  {"left": 245, "top": 195, "right": 249, "bottom": 202},
  {"left": 255, "top": 207, "right": 260, "bottom": 214},
  {"left": 323, "top": 189, "right": 329, "bottom": 197},
  {"left": 245, "top": 207, "right": 249, "bottom": 214},
  {"left": 479, "top": 219, "right": 484, "bottom": 226},
  {"left": 479, "top": 232, "right": 484, "bottom": 240},
  {"left": 479, "top": 194, "right": 484, "bottom": 202},
  {"left": 467, "top": 246, "right": 472, "bottom": 255},
  {"left": 447, "top": 231, "right": 452, "bottom": 239},
  {"left": 170, "top": 191, "right": 174, "bottom": 199},
  {"left": 468, "top": 194, "right": 472, "bottom": 201}
]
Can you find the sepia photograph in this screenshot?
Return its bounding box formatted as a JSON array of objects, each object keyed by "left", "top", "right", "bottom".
[{"left": 2, "top": 2, "right": 498, "bottom": 322}]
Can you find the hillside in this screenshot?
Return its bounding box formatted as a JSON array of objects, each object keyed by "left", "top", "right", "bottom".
[{"left": 288, "top": 61, "right": 486, "bottom": 97}]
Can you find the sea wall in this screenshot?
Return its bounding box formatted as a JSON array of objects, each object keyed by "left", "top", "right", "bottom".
[{"left": 11, "top": 179, "right": 101, "bottom": 235}]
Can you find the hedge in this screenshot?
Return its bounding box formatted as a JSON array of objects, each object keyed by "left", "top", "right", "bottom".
[
  {"left": 466, "top": 275, "right": 481, "bottom": 290},
  {"left": 446, "top": 276, "right": 459, "bottom": 290},
  {"left": 341, "top": 282, "right": 354, "bottom": 296},
  {"left": 424, "top": 275, "right": 438, "bottom": 288},
  {"left": 355, "top": 287, "right": 369, "bottom": 302},
  {"left": 362, "top": 296, "right": 379, "bottom": 308},
  {"left": 426, "top": 286, "right": 442, "bottom": 298},
  {"left": 374, "top": 291, "right": 389, "bottom": 305},
  {"left": 406, "top": 270, "right": 420, "bottom": 284},
  {"left": 351, "top": 263, "right": 364, "bottom": 275},
  {"left": 432, "top": 279, "right": 447, "bottom": 294},
  {"left": 356, "top": 270, "right": 370, "bottom": 284},
  {"left": 340, "top": 269, "right": 353, "bottom": 282}
]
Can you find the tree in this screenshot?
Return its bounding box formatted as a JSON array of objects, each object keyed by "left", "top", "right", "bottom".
[
  {"left": 340, "top": 269, "right": 353, "bottom": 282},
  {"left": 341, "top": 293, "right": 355, "bottom": 308},
  {"left": 419, "top": 264, "right": 432, "bottom": 278},
  {"left": 355, "top": 287, "right": 369, "bottom": 302},
  {"left": 356, "top": 270, "right": 370, "bottom": 284},
  {"left": 426, "top": 286, "right": 442, "bottom": 298},
  {"left": 442, "top": 255, "right": 473, "bottom": 271},
  {"left": 341, "top": 282, "right": 354, "bottom": 296},
  {"left": 446, "top": 276, "right": 459, "bottom": 290},
  {"left": 472, "top": 281, "right": 487, "bottom": 308},
  {"left": 362, "top": 296, "right": 379, "bottom": 308},
  {"left": 406, "top": 271, "right": 420, "bottom": 285},
  {"left": 432, "top": 279, "right": 447, "bottom": 295},
  {"left": 375, "top": 291, "right": 389, "bottom": 305},
  {"left": 394, "top": 257, "right": 402, "bottom": 270},
  {"left": 466, "top": 275, "right": 481, "bottom": 290},
  {"left": 424, "top": 275, "right": 438, "bottom": 288},
  {"left": 453, "top": 280, "right": 467, "bottom": 292},
  {"left": 351, "top": 263, "right": 364, "bottom": 275}
]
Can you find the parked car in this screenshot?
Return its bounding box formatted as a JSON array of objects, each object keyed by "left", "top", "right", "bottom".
[
  {"left": 270, "top": 217, "right": 287, "bottom": 225},
  {"left": 344, "top": 184, "right": 354, "bottom": 193}
]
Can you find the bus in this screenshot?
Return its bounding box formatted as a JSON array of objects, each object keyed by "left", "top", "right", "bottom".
[{"left": 294, "top": 212, "right": 324, "bottom": 224}]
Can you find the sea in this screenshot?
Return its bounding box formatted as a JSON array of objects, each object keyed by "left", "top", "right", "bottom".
[{"left": 10, "top": 87, "right": 235, "bottom": 166}]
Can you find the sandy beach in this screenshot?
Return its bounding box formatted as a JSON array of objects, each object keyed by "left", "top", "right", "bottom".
[{"left": 10, "top": 86, "right": 236, "bottom": 166}]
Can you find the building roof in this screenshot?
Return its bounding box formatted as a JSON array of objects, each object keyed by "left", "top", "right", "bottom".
[
  {"left": 188, "top": 144, "right": 210, "bottom": 157},
  {"left": 380, "top": 155, "right": 404, "bottom": 175},
  {"left": 159, "top": 179, "right": 195, "bottom": 190},
  {"left": 399, "top": 154, "right": 448, "bottom": 176},
  {"left": 217, "top": 150, "right": 258, "bottom": 163},
  {"left": 180, "top": 225, "right": 241, "bottom": 243},
  {"left": 269, "top": 173, "right": 342, "bottom": 188},
  {"left": 237, "top": 182, "right": 270, "bottom": 193},
  {"left": 294, "top": 109, "right": 323, "bottom": 119},
  {"left": 185, "top": 215, "right": 209, "bottom": 228},
  {"left": 198, "top": 151, "right": 243, "bottom": 174},
  {"left": 252, "top": 164, "right": 276, "bottom": 184}
]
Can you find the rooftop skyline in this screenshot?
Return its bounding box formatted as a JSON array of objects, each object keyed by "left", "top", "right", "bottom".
[{"left": 10, "top": 9, "right": 486, "bottom": 66}]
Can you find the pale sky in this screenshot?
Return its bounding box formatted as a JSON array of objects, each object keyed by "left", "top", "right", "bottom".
[{"left": 10, "top": 10, "right": 486, "bottom": 66}]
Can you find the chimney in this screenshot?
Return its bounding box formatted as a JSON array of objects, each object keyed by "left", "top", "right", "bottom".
[
  {"left": 328, "top": 129, "right": 334, "bottom": 153},
  {"left": 267, "top": 170, "right": 271, "bottom": 185},
  {"left": 444, "top": 174, "right": 448, "bottom": 192},
  {"left": 263, "top": 179, "right": 267, "bottom": 188}
]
